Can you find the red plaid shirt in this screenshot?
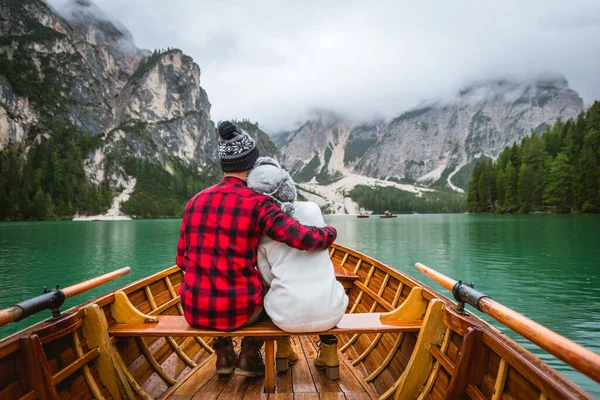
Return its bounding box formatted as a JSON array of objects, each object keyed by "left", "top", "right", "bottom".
[{"left": 176, "top": 176, "right": 337, "bottom": 331}]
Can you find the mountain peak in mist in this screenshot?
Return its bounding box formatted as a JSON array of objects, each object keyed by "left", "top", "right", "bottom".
[{"left": 49, "top": 0, "right": 135, "bottom": 44}]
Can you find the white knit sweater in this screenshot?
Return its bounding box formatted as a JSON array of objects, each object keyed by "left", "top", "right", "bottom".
[{"left": 257, "top": 202, "right": 348, "bottom": 332}]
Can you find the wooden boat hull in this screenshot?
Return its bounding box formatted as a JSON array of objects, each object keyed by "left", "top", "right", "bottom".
[
  {"left": 379, "top": 216, "right": 398, "bottom": 218},
  {"left": 0, "top": 243, "right": 594, "bottom": 399},
  {"left": 357, "top": 215, "right": 370, "bottom": 218}
]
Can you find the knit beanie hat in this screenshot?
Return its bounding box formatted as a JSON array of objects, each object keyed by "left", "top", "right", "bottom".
[
  {"left": 217, "top": 121, "right": 259, "bottom": 172},
  {"left": 247, "top": 157, "right": 297, "bottom": 216}
]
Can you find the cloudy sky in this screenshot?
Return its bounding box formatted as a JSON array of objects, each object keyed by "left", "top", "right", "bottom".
[{"left": 49, "top": 0, "right": 600, "bottom": 131}]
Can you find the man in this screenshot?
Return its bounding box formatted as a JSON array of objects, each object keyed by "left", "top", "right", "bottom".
[{"left": 176, "top": 121, "right": 337, "bottom": 377}]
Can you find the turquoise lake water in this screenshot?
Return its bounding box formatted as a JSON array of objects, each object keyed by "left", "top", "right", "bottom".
[{"left": 0, "top": 215, "right": 598, "bottom": 395}]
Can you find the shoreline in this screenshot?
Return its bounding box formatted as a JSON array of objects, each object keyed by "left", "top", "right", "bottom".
[
  {"left": 73, "top": 177, "right": 137, "bottom": 222},
  {"left": 72, "top": 215, "right": 133, "bottom": 221}
]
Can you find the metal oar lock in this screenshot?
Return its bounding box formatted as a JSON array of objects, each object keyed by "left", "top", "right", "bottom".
[
  {"left": 0, "top": 267, "right": 131, "bottom": 327},
  {"left": 14, "top": 284, "right": 67, "bottom": 322},
  {"left": 451, "top": 280, "right": 489, "bottom": 314}
]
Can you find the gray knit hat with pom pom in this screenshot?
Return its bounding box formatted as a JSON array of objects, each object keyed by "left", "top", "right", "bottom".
[
  {"left": 247, "top": 157, "right": 297, "bottom": 216},
  {"left": 217, "top": 121, "right": 259, "bottom": 172}
]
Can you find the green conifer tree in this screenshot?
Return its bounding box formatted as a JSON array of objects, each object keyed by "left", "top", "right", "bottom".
[
  {"left": 504, "top": 161, "right": 519, "bottom": 212},
  {"left": 477, "top": 166, "right": 492, "bottom": 212},
  {"left": 518, "top": 164, "right": 534, "bottom": 213},
  {"left": 577, "top": 129, "right": 600, "bottom": 212},
  {"left": 496, "top": 168, "right": 506, "bottom": 211},
  {"left": 544, "top": 153, "right": 574, "bottom": 213}
]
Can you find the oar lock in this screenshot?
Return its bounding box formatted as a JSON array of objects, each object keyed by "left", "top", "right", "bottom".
[
  {"left": 13, "top": 285, "right": 67, "bottom": 322},
  {"left": 451, "top": 280, "right": 490, "bottom": 314}
]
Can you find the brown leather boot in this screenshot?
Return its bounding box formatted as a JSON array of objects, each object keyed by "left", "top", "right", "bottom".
[
  {"left": 235, "top": 337, "right": 265, "bottom": 377},
  {"left": 213, "top": 337, "right": 237, "bottom": 375},
  {"left": 314, "top": 342, "right": 340, "bottom": 380},
  {"left": 276, "top": 336, "right": 298, "bottom": 372}
]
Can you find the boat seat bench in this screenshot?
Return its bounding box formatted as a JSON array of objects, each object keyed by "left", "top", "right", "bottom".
[
  {"left": 108, "top": 314, "right": 421, "bottom": 393},
  {"left": 108, "top": 313, "right": 422, "bottom": 337},
  {"left": 106, "top": 284, "right": 428, "bottom": 394}
]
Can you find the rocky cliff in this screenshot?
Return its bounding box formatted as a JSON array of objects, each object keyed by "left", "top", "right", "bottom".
[
  {"left": 0, "top": 0, "right": 276, "bottom": 193},
  {"left": 278, "top": 112, "right": 352, "bottom": 184},
  {"left": 278, "top": 78, "right": 584, "bottom": 192}
]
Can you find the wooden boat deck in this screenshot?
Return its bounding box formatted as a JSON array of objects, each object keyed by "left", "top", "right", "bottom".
[{"left": 165, "top": 335, "right": 377, "bottom": 399}]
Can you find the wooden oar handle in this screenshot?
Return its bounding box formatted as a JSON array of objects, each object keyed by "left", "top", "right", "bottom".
[
  {"left": 62, "top": 267, "right": 131, "bottom": 299},
  {"left": 414, "top": 262, "right": 600, "bottom": 384},
  {"left": 0, "top": 307, "right": 24, "bottom": 328},
  {"left": 415, "top": 263, "right": 456, "bottom": 291},
  {"left": 0, "top": 267, "right": 132, "bottom": 328}
]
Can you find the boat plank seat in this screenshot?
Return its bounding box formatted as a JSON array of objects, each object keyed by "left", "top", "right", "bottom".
[
  {"left": 108, "top": 313, "right": 422, "bottom": 337},
  {"left": 109, "top": 315, "right": 420, "bottom": 395},
  {"left": 106, "top": 285, "right": 429, "bottom": 394}
]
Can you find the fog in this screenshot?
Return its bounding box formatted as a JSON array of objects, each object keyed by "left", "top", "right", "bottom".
[{"left": 48, "top": 0, "right": 600, "bottom": 131}]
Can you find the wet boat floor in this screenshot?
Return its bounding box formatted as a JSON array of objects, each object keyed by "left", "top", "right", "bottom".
[{"left": 167, "top": 335, "right": 378, "bottom": 399}]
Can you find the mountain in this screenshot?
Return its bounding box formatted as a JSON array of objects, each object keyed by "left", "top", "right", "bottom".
[
  {"left": 0, "top": 0, "right": 276, "bottom": 219},
  {"left": 279, "top": 111, "right": 350, "bottom": 185},
  {"left": 278, "top": 78, "right": 584, "bottom": 193},
  {"left": 0, "top": 0, "right": 587, "bottom": 218}
]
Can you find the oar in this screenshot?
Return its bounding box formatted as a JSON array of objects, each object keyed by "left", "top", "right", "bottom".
[
  {"left": 0, "top": 267, "right": 131, "bottom": 328},
  {"left": 415, "top": 262, "right": 600, "bottom": 384}
]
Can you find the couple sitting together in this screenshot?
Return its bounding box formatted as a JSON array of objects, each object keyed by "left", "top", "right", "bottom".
[{"left": 175, "top": 121, "right": 348, "bottom": 380}]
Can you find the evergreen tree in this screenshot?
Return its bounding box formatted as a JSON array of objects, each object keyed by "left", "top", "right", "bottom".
[
  {"left": 577, "top": 129, "right": 599, "bottom": 212},
  {"left": 477, "top": 168, "right": 492, "bottom": 212},
  {"left": 496, "top": 147, "right": 511, "bottom": 171},
  {"left": 544, "top": 153, "right": 574, "bottom": 213},
  {"left": 496, "top": 168, "right": 506, "bottom": 211},
  {"left": 518, "top": 164, "right": 534, "bottom": 213},
  {"left": 586, "top": 102, "right": 600, "bottom": 133},
  {"left": 573, "top": 112, "right": 587, "bottom": 151},
  {"left": 32, "top": 188, "right": 51, "bottom": 220},
  {"left": 543, "top": 121, "right": 564, "bottom": 158},
  {"left": 562, "top": 124, "right": 576, "bottom": 161},
  {"left": 504, "top": 161, "right": 519, "bottom": 212},
  {"left": 522, "top": 133, "right": 547, "bottom": 210},
  {"left": 467, "top": 164, "right": 481, "bottom": 212},
  {"left": 510, "top": 142, "right": 521, "bottom": 169},
  {"left": 531, "top": 168, "right": 545, "bottom": 210}
]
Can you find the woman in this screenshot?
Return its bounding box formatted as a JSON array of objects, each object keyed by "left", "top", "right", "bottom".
[{"left": 247, "top": 157, "right": 348, "bottom": 380}]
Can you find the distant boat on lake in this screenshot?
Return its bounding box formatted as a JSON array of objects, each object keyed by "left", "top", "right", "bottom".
[
  {"left": 357, "top": 209, "right": 370, "bottom": 218},
  {"left": 380, "top": 210, "right": 397, "bottom": 218}
]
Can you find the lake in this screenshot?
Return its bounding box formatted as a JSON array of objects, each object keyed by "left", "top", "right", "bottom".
[{"left": 0, "top": 215, "right": 598, "bottom": 395}]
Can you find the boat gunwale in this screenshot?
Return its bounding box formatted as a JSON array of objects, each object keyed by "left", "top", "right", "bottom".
[{"left": 332, "top": 242, "right": 595, "bottom": 399}]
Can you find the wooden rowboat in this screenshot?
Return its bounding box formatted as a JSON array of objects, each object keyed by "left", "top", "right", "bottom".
[{"left": 0, "top": 242, "right": 598, "bottom": 399}]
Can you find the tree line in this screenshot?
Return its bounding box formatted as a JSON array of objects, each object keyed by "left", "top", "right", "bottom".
[
  {"left": 349, "top": 185, "right": 466, "bottom": 214},
  {"left": 120, "top": 158, "right": 212, "bottom": 219},
  {"left": 0, "top": 128, "right": 213, "bottom": 221},
  {"left": 0, "top": 121, "right": 112, "bottom": 220},
  {"left": 467, "top": 101, "right": 600, "bottom": 214}
]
